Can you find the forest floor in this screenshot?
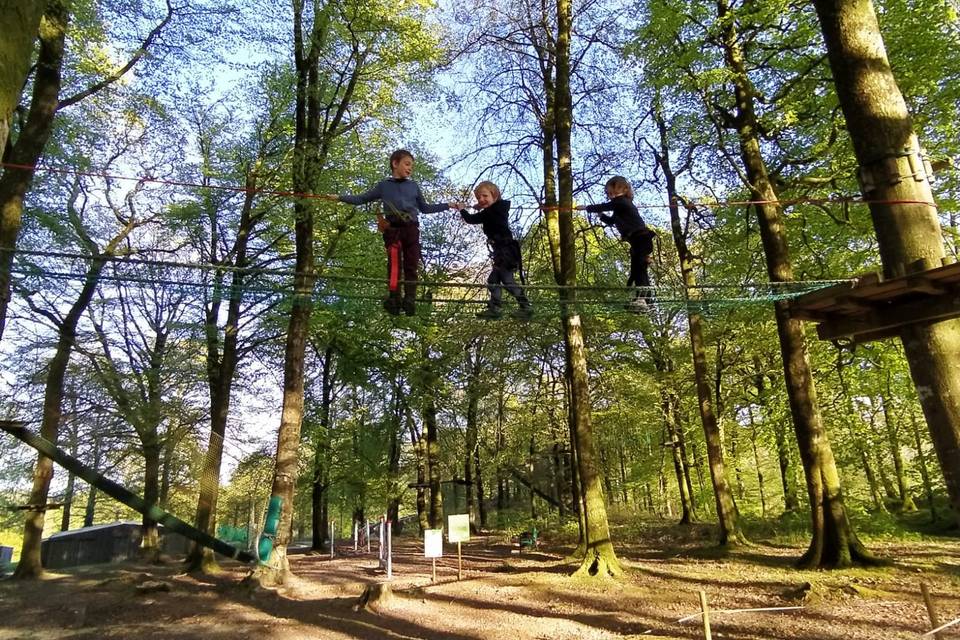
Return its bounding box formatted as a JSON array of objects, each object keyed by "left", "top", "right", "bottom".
[{"left": 1, "top": 519, "right": 958, "bottom": 639}]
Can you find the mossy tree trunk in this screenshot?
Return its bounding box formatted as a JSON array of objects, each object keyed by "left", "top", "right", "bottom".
[
  {"left": 0, "top": 1, "right": 66, "bottom": 346},
  {"left": 717, "top": 0, "right": 873, "bottom": 568},
  {"left": 0, "top": 2, "right": 43, "bottom": 155},
  {"left": 250, "top": 0, "right": 365, "bottom": 585},
  {"left": 555, "top": 0, "right": 619, "bottom": 578},
  {"left": 812, "top": 0, "right": 960, "bottom": 528}
]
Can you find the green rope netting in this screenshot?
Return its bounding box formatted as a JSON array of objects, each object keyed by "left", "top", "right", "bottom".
[{"left": 8, "top": 249, "right": 850, "bottom": 322}]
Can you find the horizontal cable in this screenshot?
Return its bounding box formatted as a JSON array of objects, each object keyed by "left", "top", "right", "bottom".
[{"left": 2, "top": 161, "right": 947, "bottom": 212}]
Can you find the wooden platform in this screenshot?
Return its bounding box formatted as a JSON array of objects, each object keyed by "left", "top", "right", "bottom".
[{"left": 788, "top": 260, "right": 960, "bottom": 342}]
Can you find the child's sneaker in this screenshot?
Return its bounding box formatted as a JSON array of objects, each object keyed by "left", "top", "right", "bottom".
[
  {"left": 383, "top": 296, "right": 401, "bottom": 316},
  {"left": 476, "top": 307, "right": 503, "bottom": 320},
  {"left": 402, "top": 298, "right": 416, "bottom": 316},
  {"left": 510, "top": 307, "right": 534, "bottom": 320}
]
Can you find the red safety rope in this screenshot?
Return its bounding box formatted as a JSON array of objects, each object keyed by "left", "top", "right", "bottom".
[
  {"left": 387, "top": 242, "right": 401, "bottom": 292},
  {"left": 1, "top": 161, "right": 941, "bottom": 210}
]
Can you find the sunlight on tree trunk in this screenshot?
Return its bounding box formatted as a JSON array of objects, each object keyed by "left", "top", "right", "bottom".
[
  {"left": 716, "top": 0, "right": 875, "bottom": 568},
  {"left": 0, "top": 2, "right": 43, "bottom": 155},
  {"left": 812, "top": 0, "right": 960, "bottom": 528}
]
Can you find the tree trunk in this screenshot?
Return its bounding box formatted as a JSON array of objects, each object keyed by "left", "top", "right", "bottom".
[
  {"left": 387, "top": 382, "right": 403, "bottom": 533},
  {"left": 554, "top": 0, "right": 618, "bottom": 578},
  {"left": 141, "top": 436, "right": 162, "bottom": 560},
  {"left": 812, "top": 0, "right": 960, "bottom": 528},
  {"left": 881, "top": 394, "right": 916, "bottom": 511},
  {"left": 83, "top": 434, "right": 102, "bottom": 527},
  {"left": 0, "top": 2, "right": 43, "bottom": 154},
  {"left": 910, "top": 411, "right": 938, "bottom": 522},
  {"left": 187, "top": 170, "right": 259, "bottom": 572},
  {"left": 425, "top": 390, "right": 442, "bottom": 529},
  {"left": 748, "top": 407, "right": 767, "bottom": 518},
  {"left": 60, "top": 416, "right": 78, "bottom": 532},
  {"left": 674, "top": 412, "right": 698, "bottom": 515},
  {"left": 474, "top": 438, "right": 487, "bottom": 529},
  {"left": 250, "top": 0, "right": 344, "bottom": 585},
  {"left": 664, "top": 399, "right": 694, "bottom": 525},
  {"left": 465, "top": 345, "right": 481, "bottom": 531},
  {"left": 0, "top": 1, "right": 67, "bottom": 344},
  {"left": 159, "top": 428, "right": 176, "bottom": 511},
  {"left": 410, "top": 418, "right": 428, "bottom": 535},
  {"left": 862, "top": 447, "right": 886, "bottom": 512},
  {"left": 14, "top": 244, "right": 114, "bottom": 578},
  {"left": 308, "top": 347, "right": 333, "bottom": 552},
  {"left": 754, "top": 355, "right": 799, "bottom": 512},
  {"left": 718, "top": 0, "right": 873, "bottom": 567}
]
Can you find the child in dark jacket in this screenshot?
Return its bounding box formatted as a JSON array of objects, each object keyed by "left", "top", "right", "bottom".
[
  {"left": 325, "top": 149, "right": 457, "bottom": 316},
  {"left": 459, "top": 181, "right": 533, "bottom": 320},
  {"left": 577, "top": 176, "right": 655, "bottom": 311}
]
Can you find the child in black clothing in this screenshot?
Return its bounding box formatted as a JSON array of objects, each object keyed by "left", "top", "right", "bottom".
[
  {"left": 459, "top": 181, "right": 533, "bottom": 320},
  {"left": 577, "top": 176, "right": 655, "bottom": 311}
]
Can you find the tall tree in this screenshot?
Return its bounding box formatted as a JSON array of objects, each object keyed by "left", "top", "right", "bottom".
[
  {"left": 812, "top": 0, "right": 960, "bottom": 527},
  {"left": 185, "top": 97, "right": 283, "bottom": 572},
  {"left": 712, "top": 0, "right": 873, "bottom": 567},
  {"left": 13, "top": 180, "right": 142, "bottom": 577},
  {"left": 0, "top": 0, "right": 175, "bottom": 344},
  {"left": 0, "top": 0, "right": 68, "bottom": 344},
  {"left": 252, "top": 0, "right": 441, "bottom": 584},
  {"left": 555, "top": 0, "right": 619, "bottom": 578},
  {"left": 650, "top": 98, "right": 745, "bottom": 544}
]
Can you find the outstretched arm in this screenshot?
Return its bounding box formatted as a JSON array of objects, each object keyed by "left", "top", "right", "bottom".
[
  {"left": 416, "top": 185, "right": 456, "bottom": 214},
  {"left": 459, "top": 207, "right": 485, "bottom": 224},
  {"left": 338, "top": 182, "right": 384, "bottom": 206}
]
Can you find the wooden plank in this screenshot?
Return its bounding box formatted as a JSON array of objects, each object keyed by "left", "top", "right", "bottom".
[
  {"left": 788, "top": 280, "right": 858, "bottom": 309},
  {"left": 833, "top": 296, "right": 876, "bottom": 313},
  {"left": 906, "top": 276, "right": 951, "bottom": 295},
  {"left": 789, "top": 308, "right": 829, "bottom": 322},
  {"left": 815, "top": 292, "right": 960, "bottom": 342}
]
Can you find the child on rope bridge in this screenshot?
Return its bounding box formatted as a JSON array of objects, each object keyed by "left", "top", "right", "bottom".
[
  {"left": 576, "top": 176, "right": 656, "bottom": 312},
  {"left": 323, "top": 149, "right": 458, "bottom": 316},
  {"left": 457, "top": 181, "right": 533, "bottom": 320}
]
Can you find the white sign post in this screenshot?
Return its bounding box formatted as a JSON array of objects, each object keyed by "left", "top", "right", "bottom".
[
  {"left": 378, "top": 517, "right": 385, "bottom": 568},
  {"left": 447, "top": 514, "right": 470, "bottom": 580},
  {"left": 424, "top": 528, "right": 443, "bottom": 582},
  {"left": 386, "top": 520, "right": 393, "bottom": 579}
]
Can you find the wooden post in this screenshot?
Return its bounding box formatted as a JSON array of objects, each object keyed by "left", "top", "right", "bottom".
[
  {"left": 353, "top": 521, "right": 358, "bottom": 551},
  {"left": 330, "top": 520, "right": 335, "bottom": 559},
  {"left": 432, "top": 557, "right": 437, "bottom": 582},
  {"left": 365, "top": 520, "right": 370, "bottom": 553},
  {"left": 457, "top": 541, "right": 462, "bottom": 580},
  {"left": 698, "top": 590, "right": 712, "bottom": 640},
  {"left": 921, "top": 582, "right": 944, "bottom": 640}
]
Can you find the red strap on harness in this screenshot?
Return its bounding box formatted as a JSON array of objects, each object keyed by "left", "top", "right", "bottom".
[{"left": 387, "top": 242, "right": 401, "bottom": 292}]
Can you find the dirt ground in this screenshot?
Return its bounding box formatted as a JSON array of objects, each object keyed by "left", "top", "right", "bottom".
[{"left": 1, "top": 522, "right": 958, "bottom": 639}]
